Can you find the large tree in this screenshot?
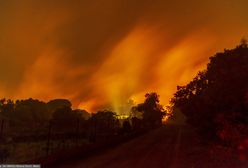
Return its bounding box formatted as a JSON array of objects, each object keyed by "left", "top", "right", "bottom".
[
  {"left": 89, "top": 110, "right": 119, "bottom": 133},
  {"left": 1, "top": 99, "right": 49, "bottom": 129},
  {"left": 171, "top": 41, "right": 248, "bottom": 143},
  {"left": 51, "top": 106, "right": 85, "bottom": 133},
  {"left": 132, "top": 93, "right": 166, "bottom": 128}
]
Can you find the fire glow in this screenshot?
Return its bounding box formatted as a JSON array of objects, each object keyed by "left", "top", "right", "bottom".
[
  {"left": 77, "top": 26, "right": 216, "bottom": 112},
  {"left": 6, "top": 25, "right": 216, "bottom": 113},
  {"left": 1, "top": 1, "right": 247, "bottom": 114}
]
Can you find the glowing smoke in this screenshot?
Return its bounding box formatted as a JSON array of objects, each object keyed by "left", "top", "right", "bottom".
[{"left": 0, "top": 0, "right": 247, "bottom": 113}]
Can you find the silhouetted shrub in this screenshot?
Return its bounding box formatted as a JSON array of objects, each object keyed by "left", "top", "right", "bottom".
[{"left": 121, "top": 120, "right": 132, "bottom": 134}]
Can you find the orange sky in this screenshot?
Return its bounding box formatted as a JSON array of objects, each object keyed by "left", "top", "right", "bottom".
[{"left": 0, "top": 0, "right": 247, "bottom": 113}]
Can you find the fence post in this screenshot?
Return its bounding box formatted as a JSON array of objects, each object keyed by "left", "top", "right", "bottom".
[
  {"left": 46, "top": 120, "right": 52, "bottom": 156},
  {"left": 0, "top": 119, "right": 4, "bottom": 139},
  {"left": 76, "top": 119, "right": 80, "bottom": 146},
  {"left": 94, "top": 119, "right": 97, "bottom": 142}
]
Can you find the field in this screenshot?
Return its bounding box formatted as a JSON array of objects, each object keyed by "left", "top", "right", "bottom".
[{"left": 0, "top": 135, "right": 90, "bottom": 163}]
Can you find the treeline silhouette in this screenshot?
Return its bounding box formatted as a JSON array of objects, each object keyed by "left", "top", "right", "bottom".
[
  {"left": 171, "top": 39, "right": 248, "bottom": 150},
  {"left": 0, "top": 93, "right": 165, "bottom": 163}
]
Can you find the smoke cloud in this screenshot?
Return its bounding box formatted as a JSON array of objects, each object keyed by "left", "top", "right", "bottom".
[{"left": 0, "top": 0, "right": 247, "bottom": 112}]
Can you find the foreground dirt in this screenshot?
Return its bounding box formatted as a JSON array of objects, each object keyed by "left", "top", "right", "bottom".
[{"left": 57, "top": 124, "right": 248, "bottom": 168}]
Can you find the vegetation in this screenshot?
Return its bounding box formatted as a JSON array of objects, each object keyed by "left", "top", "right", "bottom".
[
  {"left": 171, "top": 40, "right": 248, "bottom": 148},
  {"left": 1, "top": 39, "right": 248, "bottom": 164},
  {"left": 0, "top": 93, "right": 166, "bottom": 163},
  {"left": 132, "top": 93, "right": 166, "bottom": 128}
]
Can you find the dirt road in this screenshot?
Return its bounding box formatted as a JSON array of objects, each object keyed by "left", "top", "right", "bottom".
[{"left": 57, "top": 124, "right": 247, "bottom": 168}]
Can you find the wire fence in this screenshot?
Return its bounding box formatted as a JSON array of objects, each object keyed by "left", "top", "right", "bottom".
[{"left": 0, "top": 118, "right": 130, "bottom": 163}]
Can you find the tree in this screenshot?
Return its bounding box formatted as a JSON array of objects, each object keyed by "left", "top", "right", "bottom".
[
  {"left": 0, "top": 98, "right": 50, "bottom": 134},
  {"left": 132, "top": 93, "right": 166, "bottom": 128},
  {"left": 15, "top": 99, "right": 49, "bottom": 123},
  {"left": 0, "top": 99, "right": 15, "bottom": 119},
  {"left": 121, "top": 120, "right": 132, "bottom": 133},
  {"left": 89, "top": 110, "right": 119, "bottom": 134},
  {"left": 47, "top": 99, "right": 72, "bottom": 119},
  {"left": 88, "top": 110, "right": 120, "bottom": 142},
  {"left": 240, "top": 37, "right": 248, "bottom": 48},
  {"left": 73, "top": 109, "right": 91, "bottom": 120},
  {"left": 171, "top": 41, "right": 248, "bottom": 143},
  {"left": 51, "top": 106, "right": 83, "bottom": 133}
]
